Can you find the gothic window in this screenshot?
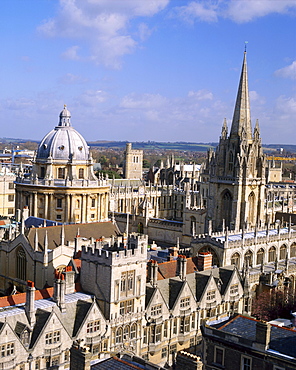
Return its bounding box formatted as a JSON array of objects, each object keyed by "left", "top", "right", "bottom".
[
  {"left": 248, "top": 192, "right": 256, "bottom": 226},
  {"left": 221, "top": 190, "right": 233, "bottom": 229},
  {"left": 280, "top": 245, "right": 287, "bottom": 260},
  {"left": 231, "top": 252, "right": 240, "bottom": 269},
  {"left": 120, "top": 272, "right": 126, "bottom": 292},
  {"left": 228, "top": 151, "right": 234, "bottom": 172},
  {"left": 78, "top": 168, "right": 84, "bottom": 179},
  {"left": 130, "top": 323, "right": 137, "bottom": 339},
  {"left": 16, "top": 248, "right": 27, "bottom": 281},
  {"left": 244, "top": 250, "right": 253, "bottom": 267},
  {"left": 115, "top": 328, "right": 123, "bottom": 344},
  {"left": 127, "top": 271, "right": 134, "bottom": 291},
  {"left": 58, "top": 167, "right": 65, "bottom": 179},
  {"left": 190, "top": 216, "right": 196, "bottom": 235},
  {"left": 123, "top": 326, "right": 129, "bottom": 340},
  {"left": 291, "top": 243, "right": 296, "bottom": 258},
  {"left": 256, "top": 248, "right": 264, "bottom": 265},
  {"left": 268, "top": 247, "right": 276, "bottom": 262}
]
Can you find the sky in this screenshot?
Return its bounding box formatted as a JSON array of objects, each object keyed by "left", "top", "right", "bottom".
[{"left": 0, "top": 0, "right": 295, "bottom": 145}]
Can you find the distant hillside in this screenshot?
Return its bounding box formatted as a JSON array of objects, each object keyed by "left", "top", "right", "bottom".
[{"left": 0, "top": 138, "right": 295, "bottom": 153}]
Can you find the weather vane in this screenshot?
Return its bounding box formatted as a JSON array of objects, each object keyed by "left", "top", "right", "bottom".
[{"left": 244, "top": 41, "right": 248, "bottom": 52}]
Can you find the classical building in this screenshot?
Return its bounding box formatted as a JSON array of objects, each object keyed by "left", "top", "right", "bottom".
[
  {"left": 15, "top": 106, "right": 110, "bottom": 224},
  {"left": 0, "top": 166, "right": 16, "bottom": 217}
]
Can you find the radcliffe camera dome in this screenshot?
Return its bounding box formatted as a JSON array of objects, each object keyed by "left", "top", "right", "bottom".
[{"left": 36, "top": 106, "right": 89, "bottom": 163}]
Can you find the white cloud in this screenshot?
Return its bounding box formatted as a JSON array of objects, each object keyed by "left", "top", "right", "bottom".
[
  {"left": 61, "top": 46, "right": 80, "bottom": 60},
  {"left": 275, "top": 95, "right": 296, "bottom": 118},
  {"left": 275, "top": 61, "right": 296, "bottom": 80},
  {"left": 172, "top": 0, "right": 296, "bottom": 24},
  {"left": 38, "top": 0, "right": 169, "bottom": 68},
  {"left": 188, "top": 89, "right": 213, "bottom": 100},
  {"left": 76, "top": 89, "right": 109, "bottom": 107},
  {"left": 58, "top": 73, "right": 88, "bottom": 85}
]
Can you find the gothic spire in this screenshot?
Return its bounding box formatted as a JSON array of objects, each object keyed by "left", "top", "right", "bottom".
[{"left": 230, "top": 52, "right": 252, "bottom": 142}]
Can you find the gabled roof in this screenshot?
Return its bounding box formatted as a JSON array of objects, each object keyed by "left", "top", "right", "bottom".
[
  {"left": 72, "top": 300, "right": 93, "bottom": 337},
  {"left": 29, "top": 309, "right": 51, "bottom": 348}
]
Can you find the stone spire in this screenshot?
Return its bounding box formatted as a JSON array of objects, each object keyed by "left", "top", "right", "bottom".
[{"left": 230, "top": 51, "right": 252, "bottom": 142}]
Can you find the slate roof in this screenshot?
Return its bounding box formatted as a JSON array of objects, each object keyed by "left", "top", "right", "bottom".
[
  {"left": 26, "top": 221, "right": 120, "bottom": 251},
  {"left": 219, "top": 315, "right": 296, "bottom": 359},
  {"left": 92, "top": 354, "right": 165, "bottom": 369}
]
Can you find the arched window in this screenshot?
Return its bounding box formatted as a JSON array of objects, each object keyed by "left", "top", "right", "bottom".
[
  {"left": 268, "top": 247, "right": 276, "bottom": 262},
  {"left": 221, "top": 190, "right": 232, "bottom": 229},
  {"left": 115, "top": 328, "right": 123, "bottom": 344},
  {"left": 291, "top": 243, "right": 296, "bottom": 258},
  {"left": 123, "top": 326, "right": 130, "bottom": 340},
  {"left": 190, "top": 216, "right": 196, "bottom": 235},
  {"left": 130, "top": 323, "right": 137, "bottom": 339},
  {"left": 231, "top": 252, "right": 240, "bottom": 269},
  {"left": 248, "top": 192, "right": 256, "bottom": 226},
  {"left": 16, "top": 248, "right": 27, "bottom": 281},
  {"left": 256, "top": 248, "right": 264, "bottom": 265},
  {"left": 280, "top": 245, "right": 287, "bottom": 260},
  {"left": 244, "top": 250, "right": 253, "bottom": 267}
]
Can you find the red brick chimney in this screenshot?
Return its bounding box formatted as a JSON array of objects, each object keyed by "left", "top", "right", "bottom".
[{"left": 197, "top": 252, "right": 212, "bottom": 271}]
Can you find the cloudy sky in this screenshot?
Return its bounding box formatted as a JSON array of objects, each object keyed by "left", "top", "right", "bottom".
[{"left": 1, "top": 0, "right": 295, "bottom": 144}]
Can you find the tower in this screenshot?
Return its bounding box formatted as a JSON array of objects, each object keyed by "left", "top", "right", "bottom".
[
  {"left": 206, "top": 52, "right": 266, "bottom": 231},
  {"left": 123, "top": 143, "right": 143, "bottom": 179},
  {"left": 15, "top": 106, "right": 110, "bottom": 223}
]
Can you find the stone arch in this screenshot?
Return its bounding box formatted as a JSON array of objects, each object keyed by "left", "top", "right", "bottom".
[
  {"left": 16, "top": 246, "right": 27, "bottom": 281},
  {"left": 280, "top": 244, "right": 287, "bottom": 260},
  {"left": 256, "top": 248, "right": 264, "bottom": 266},
  {"left": 291, "top": 243, "right": 296, "bottom": 258},
  {"left": 221, "top": 189, "right": 233, "bottom": 229},
  {"left": 198, "top": 246, "right": 220, "bottom": 267},
  {"left": 248, "top": 191, "right": 256, "bottom": 226},
  {"left": 244, "top": 249, "right": 253, "bottom": 267},
  {"left": 230, "top": 252, "right": 241, "bottom": 270},
  {"left": 268, "top": 246, "right": 276, "bottom": 262}
]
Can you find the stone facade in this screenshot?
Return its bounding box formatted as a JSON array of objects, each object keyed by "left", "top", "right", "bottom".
[{"left": 123, "top": 143, "right": 143, "bottom": 180}]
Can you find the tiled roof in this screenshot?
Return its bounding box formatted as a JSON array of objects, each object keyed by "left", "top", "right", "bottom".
[
  {"left": 219, "top": 315, "right": 296, "bottom": 358},
  {"left": 157, "top": 257, "right": 197, "bottom": 280}
]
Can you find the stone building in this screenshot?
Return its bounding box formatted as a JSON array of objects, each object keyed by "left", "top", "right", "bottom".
[
  {"left": 123, "top": 143, "right": 143, "bottom": 180},
  {"left": 0, "top": 166, "right": 16, "bottom": 217},
  {"left": 15, "top": 106, "right": 109, "bottom": 224}
]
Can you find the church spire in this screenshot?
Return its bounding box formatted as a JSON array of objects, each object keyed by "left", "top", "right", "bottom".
[{"left": 230, "top": 51, "right": 252, "bottom": 142}]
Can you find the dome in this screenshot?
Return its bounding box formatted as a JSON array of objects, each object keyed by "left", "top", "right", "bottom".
[{"left": 36, "top": 106, "right": 89, "bottom": 162}]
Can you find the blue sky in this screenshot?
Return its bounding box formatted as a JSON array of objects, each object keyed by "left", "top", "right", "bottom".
[{"left": 0, "top": 0, "right": 295, "bottom": 144}]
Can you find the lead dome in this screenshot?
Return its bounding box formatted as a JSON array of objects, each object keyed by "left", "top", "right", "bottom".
[{"left": 36, "top": 106, "right": 89, "bottom": 163}]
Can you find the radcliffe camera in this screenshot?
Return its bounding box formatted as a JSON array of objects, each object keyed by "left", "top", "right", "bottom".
[{"left": 0, "top": 1, "right": 296, "bottom": 370}]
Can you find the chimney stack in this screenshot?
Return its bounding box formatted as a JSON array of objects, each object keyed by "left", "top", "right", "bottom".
[
  {"left": 178, "top": 255, "right": 187, "bottom": 281},
  {"left": 25, "top": 280, "right": 36, "bottom": 328},
  {"left": 149, "top": 260, "right": 158, "bottom": 287},
  {"left": 255, "top": 320, "right": 271, "bottom": 350},
  {"left": 64, "top": 266, "right": 75, "bottom": 295},
  {"left": 197, "top": 252, "right": 212, "bottom": 271}
]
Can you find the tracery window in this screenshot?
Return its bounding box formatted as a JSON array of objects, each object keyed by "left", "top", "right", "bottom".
[
  {"left": 231, "top": 252, "right": 240, "bottom": 269},
  {"left": 256, "top": 248, "right": 264, "bottom": 265},
  {"left": 280, "top": 245, "right": 287, "bottom": 260},
  {"left": 16, "top": 248, "right": 27, "bottom": 281},
  {"left": 268, "top": 246, "right": 276, "bottom": 262}
]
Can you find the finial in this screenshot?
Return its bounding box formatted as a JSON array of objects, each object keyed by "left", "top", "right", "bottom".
[
  {"left": 64, "top": 104, "right": 67, "bottom": 108},
  {"left": 244, "top": 41, "right": 248, "bottom": 52}
]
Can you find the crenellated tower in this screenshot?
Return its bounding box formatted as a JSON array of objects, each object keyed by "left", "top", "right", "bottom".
[{"left": 206, "top": 52, "right": 266, "bottom": 231}]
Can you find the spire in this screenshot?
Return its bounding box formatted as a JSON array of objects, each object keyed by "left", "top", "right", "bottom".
[
  {"left": 230, "top": 52, "right": 252, "bottom": 142},
  {"left": 221, "top": 118, "right": 228, "bottom": 139}
]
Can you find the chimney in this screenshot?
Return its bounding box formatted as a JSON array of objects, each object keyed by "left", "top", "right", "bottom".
[
  {"left": 25, "top": 280, "right": 36, "bottom": 328},
  {"left": 64, "top": 266, "right": 75, "bottom": 295},
  {"left": 255, "top": 321, "right": 271, "bottom": 350},
  {"left": 178, "top": 255, "right": 187, "bottom": 281},
  {"left": 197, "top": 252, "right": 212, "bottom": 271},
  {"left": 70, "top": 341, "right": 92, "bottom": 370}
]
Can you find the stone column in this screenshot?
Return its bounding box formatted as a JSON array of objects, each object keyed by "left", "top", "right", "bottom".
[
  {"left": 97, "top": 194, "right": 101, "bottom": 221},
  {"left": 65, "top": 194, "right": 69, "bottom": 223},
  {"left": 48, "top": 193, "right": 53, "bottom": 221},
  {"left": 69, "top": 194, "right": 74, "bottom": 223},
  {"left": 81, "top": 194, "right": 86, "bottom": 223},
  {"left": 44, "top": 193, "right": 48, "bottom": 220}
]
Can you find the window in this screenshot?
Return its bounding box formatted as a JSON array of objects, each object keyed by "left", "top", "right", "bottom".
[
  {"left": 52, "top": 357, "right": 60, "bottom": 366},
  {"left": 78, "top": 168, "right": 84, "bottom": 179},
  {"left": 191, "top": 312, "right": 195, "bottom": 329},
  {"left": 173, "top": 318, "right": 177, "bottom": 334},
  {"left": 151, "top": 304, "right": 162, "bottom": 316},
  {"left": 268, "top": 247, "right": 276, "bottom": 262},
  {"left": 56, "top": 198, "right": 62, "bottom": 209},
  {"left": 190, "top": 338, "right": 195, "bottom": 347},
  {"left": 127, "top": 271, "right": 134, "bottom": 291},
  {"left": 56, "top": 214, "right": 62, "bottom": 221},
  {"left": 115, "top": 328, "right": 123, "bottom": 344},
  {"left": 155, "top": 325, "right": 162, "bottom": 342},
  {"left": 9, "top": 182, "right": 14, "bottom": 189},
  {"left": 121, "top": 272, "right": 127, "bottom": 292},
  {"left": 184, "top": 317, "right": 190, "bottom": 332},
  {"left": 215, "top": 347, "right": 224, "bottom": 365},
  {"left": 45, "top": 330, "right": 60, "bottom": 345},
  {"left": 87, "top": 320, "right": 100, "bottom": 333},
  {"left": 93, "top": 345, "right": 100, "bottom": 354},
  {"left": 163, "top": 322, "right": 168, "bottom": 338},
  {"left": 64, "top": 351, "right": 69, "bottom": 362},
  {"left": 91, "top": 198, "right": 96, "bottom": 208},
  {"left": 207, "top": 290, "right": 216, "bottom": 301},
  {"left": 8, "top": 194, "right": 14, "bottom": 202},
  {"left": 230, "top": 284, "right": 239, "bottom": 295},
  {"left": 58, "top": 167, "right": 65, "bottom": 179},
  {"left": 180, "top": 297, "right": 190, "bottom": 308},
  {"left": 35, "top": 360, "right": 40, "bottom": 369},
  {"left": 21, "top": 329, "right": 30, "bottom": 346},
  {"left": 280, "top": 245, "right": 287, "bottom": 260},
  {"left": 241, "top": 356, "right": 251, "bottom": 370},
  {"left": 1, "top": 342, "right": 14, "bottom": 357},
  {"left": 162, "top": 347, "right": 167, "bottom": 358},
  {"left": 119, "top": 299, "right": 134, "bottom": 315},
  {"left": 130, "top": 323, "right": 137, "bottom": 339},
  {"left": 169, "top": 344, "right": 177, "bottom": 354},
  {"left": 91, "top": 213, "right": 95, "bottom": 219},
  {"left": 123, "top": 326, "right": 130, "bottom": 340},
  {"left": 16, "top": 248, "right": 26, "bottom": 281},
  {"left": 8, "top": 208, "right": 14, "bottom": 215},
  {"left": 40, "top": 167, "right": 45, "bottom": 178},
  {"left": 143, "top": 328, "right": 148, "bottom": 344}
]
